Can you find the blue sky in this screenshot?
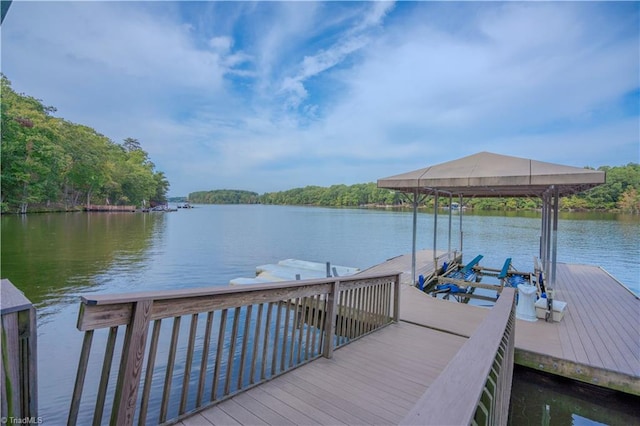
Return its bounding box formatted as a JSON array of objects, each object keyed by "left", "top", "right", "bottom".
[{"left": 2, "top": 1, "right": 638, "bottom": 197}]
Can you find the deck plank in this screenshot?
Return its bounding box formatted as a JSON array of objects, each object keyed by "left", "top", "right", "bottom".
[
  {"left": 513, "top": 319, "right": 562, "bottom": 358},
  {"left": 199, "top": 406, "right": 241, "bottom": 426},
  {"left": 217, "top": 399, "right": 269, "bottom": 426},
  {"left": 399, "top": 285, "right": 489, "bottom": 337},
  {"left": 566, "top": 268, "right": 632, "bottom": 372},
  {"left": 554, "top": 263, "right": 640, "bottom": 376},
  {"left": 265, "top": 375, "right": 364, "bottom": 425},
  {"left": 230, "top": 392, "right": 297, "bottom": 426},
  {"left": 178, "top": 413, "right": 213, "bottom": 426},
  {"left": 238, "top": 386, "right": 318, "bottom": 426},
  {"left": 291, "top": 358, "right": 414, "bottom": 413},
  {"left": 260, "top": 379, "right": 348, "bottom": 425},
  {"left": 284, "top": 368, "right": 402, "bottom": 423}
]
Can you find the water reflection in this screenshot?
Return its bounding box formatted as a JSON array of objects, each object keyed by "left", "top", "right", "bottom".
[
  {"left": 509, "top": 367, "right": 640, "bottom": 425},
  {"left": 1, "top": 212, "right": 165, "bottom": 319},
  {"left": 1, "top": 206, "right": 638, "bottom": 424}
]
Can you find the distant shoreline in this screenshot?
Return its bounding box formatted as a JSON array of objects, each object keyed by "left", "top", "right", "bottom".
[{"left": 4, "top": 202, "right": 635, "bottom": 215}]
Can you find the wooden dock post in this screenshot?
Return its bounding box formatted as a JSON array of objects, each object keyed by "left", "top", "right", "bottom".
[
  {"left": 1, "top": 279, "right": 38, "bottom": 420},
  {"left": 322, "top": 281, "right": 339, "bottom": 359},
  {"left": 110, "top": 300, "right": 153, "bottom": 426}
]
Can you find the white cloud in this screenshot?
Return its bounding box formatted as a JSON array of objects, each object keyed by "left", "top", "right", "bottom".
[
  {"left": 2, "top": 1, "right": 637, "bottom": 196},
  {"left": 209, "top": 36, "right": 233, "bottom": 53},
  {"left": 275, "top": 2, "right": 395, "bottom": 109},
  {"left": 311, "top": 2, "right": 638, "bottom": 160}
]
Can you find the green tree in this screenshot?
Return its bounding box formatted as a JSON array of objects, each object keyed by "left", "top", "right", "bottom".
[
  {"left": 1, "top": 76, "right": 170, "bottom": 212},
  {"left": 1, "top": 75, "right": 66, "bottom": 213},
  {"left": 617, "top": 188, "right": 640, "bottom": 213}
]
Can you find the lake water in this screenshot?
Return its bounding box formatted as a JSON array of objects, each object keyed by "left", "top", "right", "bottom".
[{"left": 1, "top": 205, "right": 639, "bottom": 424}]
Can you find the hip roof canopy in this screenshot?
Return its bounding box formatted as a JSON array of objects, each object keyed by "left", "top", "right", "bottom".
[{"left": 377, "top": 152, "right": 605, "bottom": 198}]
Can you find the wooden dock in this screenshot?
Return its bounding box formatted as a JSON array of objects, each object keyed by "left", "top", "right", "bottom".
[
  {"left": 49, "top": 248, "right": 635, "bottom": 425},
  {"left": 364, "top": 250, "right": 640, "bottom": 395},
  {"left": 84, "top": 204, "right": 136, "bottom": 212},
  {"left": 516, "top": 262, "right": 639, "bottom": 394},
  {"left": 172, "top": 250, "right": 637, "bottom": 425},
  {"left": 180, "top": 322, "right": 467, "bottom": 426}
]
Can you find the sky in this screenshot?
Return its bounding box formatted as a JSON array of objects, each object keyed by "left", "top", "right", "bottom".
[{"left": 2, "top": 1, "right": 639, "bottom": 197}]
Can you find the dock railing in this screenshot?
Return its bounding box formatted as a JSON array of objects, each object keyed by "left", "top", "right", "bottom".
[
  {"left": 401, "top": 287, "right": 516, "bottom": 426},
  {"left": 68, "top": 272, "right": 400, "bottom": 426},
  {"left": 1, "top": 279, "right": 38, "bottom": 421}
]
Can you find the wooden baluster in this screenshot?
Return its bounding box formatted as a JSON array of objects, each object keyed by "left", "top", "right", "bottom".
[
  {"left": 288, "top": 298, "right": 300, "bottom": 368},
  {"left": 111, "top": 299, "right": 153, "bottom": 426},
  {"left": 337, "top": 291, "right": 346, "bottom": 345},
  {"left": 355, "top": 287, "right": 363, "bottom": 338},
  {"left": 260, "top": 302, "right": 273, "bottom": 381},
  {"left": 93, "top": 326, "right": 118, "bottom": 426},
  {"left": 68, "top": 330, "right": 94, "bottom": 426},
  {"left": 224, "top": 307, "right": 241, "bottom": 396},
  {"left": 250, "top": 303, "right": 263, "bottom": 385},
  {"left": 393, "top": 274, "right": 401, "bottom": 323},
  {"left": 271, "top": 302, "right": 282, "bottom": 376},
  {"left": 196, "top": 311, "right": 214, "bottom": 407},
  {"left": 309, "top": 295, "right": 321, "bottom": 357},
  {"left": 237, "top": 305, "right": 253, "bottom": 390},
  {"left": 211, "top": 309, "right": 227, "bottom": 401},
  {"left": 180, "top": 313, "right": 199, "bottom": 414},
  {"left": 280, "top": 300, "right": 291, "bottom": 372},
  {"left": 159, "top": 316, "right": 181, "bottom": 423},
  {"left": 138, "top": 320, "right": 162, "bottom": 426},
  {"left": 297, "top": 297, "right": 307, "bottom": 363},
  {"left": 303, "top": 297, "right": 313, "bottom": 361}
]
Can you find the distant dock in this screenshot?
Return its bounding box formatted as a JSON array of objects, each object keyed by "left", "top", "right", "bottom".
[{"left": 84, "top": 204, "right": 136, "bottom": 212}]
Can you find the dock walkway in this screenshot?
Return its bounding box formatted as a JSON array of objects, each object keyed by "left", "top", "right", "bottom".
[
  {"left": 178, "top": 250, "right": 638, "bottom": 425},
  {"left": 181, "top": 322, "right": 466, "bottom": 426}
]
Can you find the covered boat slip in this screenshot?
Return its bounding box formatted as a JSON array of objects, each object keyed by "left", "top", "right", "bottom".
[
  {"left": 366, "top": 250, "right": 640, "bottom": 395},
  {"left": 377, "top": 151, "right": 606, "bottom": 292},
  {"left": 373, "top": 152, "right": 639, "bottom": 394}
]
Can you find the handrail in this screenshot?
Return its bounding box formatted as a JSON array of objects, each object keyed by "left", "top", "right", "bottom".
[
  {"left": 68, "top": 272, "right": 400, "bottom": 426},
  {"left": 400, "top": 287, "right": 516, "bottom": 426},
  {"left": 1, "top": 279, "right": 38, "bottom": 420}
]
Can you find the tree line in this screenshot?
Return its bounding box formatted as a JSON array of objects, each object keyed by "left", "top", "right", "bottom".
[
  {"left": 189, "top": 190, "right": 260, "bottom": 204},
  {"left": 1, "top": 76, "right": 169, "bottom": 213},
  {"left": 191, "top": 164, "right": 640, "bottom": 213},
  {"left": 4, "top": 74, "right": 637, "bottom": 214}
]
